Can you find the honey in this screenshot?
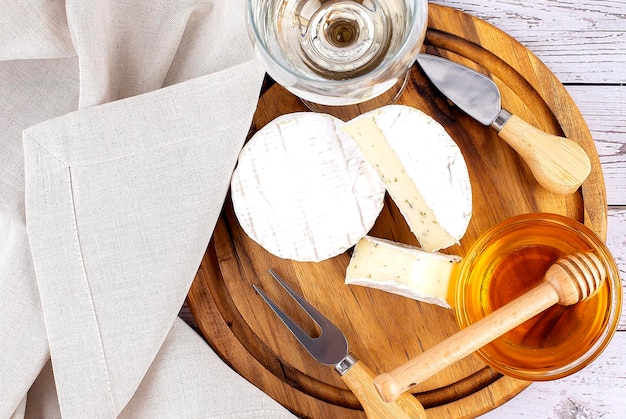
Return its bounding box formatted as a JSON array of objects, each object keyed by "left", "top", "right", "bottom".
[{"left": 455, "top": 213, "right": 621, "bottom": 380}]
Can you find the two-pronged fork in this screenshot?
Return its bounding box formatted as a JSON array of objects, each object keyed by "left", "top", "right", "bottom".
[{"left": 253, "top": 270, "right": 426, "bottom": 419}]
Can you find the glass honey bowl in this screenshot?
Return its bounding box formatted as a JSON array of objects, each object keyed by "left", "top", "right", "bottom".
[{"left": 455, "top": 213, "right": 622, "bottom": 381}]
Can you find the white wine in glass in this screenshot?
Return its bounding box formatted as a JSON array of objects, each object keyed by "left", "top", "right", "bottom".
[{"left": 247, "top": 0, "right": 428, "bottom": 114}]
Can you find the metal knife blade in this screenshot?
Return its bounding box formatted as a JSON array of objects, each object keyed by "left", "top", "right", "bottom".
[
  {"left": 416, "top": 53, "right": 591, "bottom": 195},
  {"left": 255, "top": 271, "right": 427, "bottom": 418},
  {"left": 253, "top": 271, "right": 349, "bottom": 367},
  {"left": 417, "top": 53, "right": 504, "bottom": 127}
]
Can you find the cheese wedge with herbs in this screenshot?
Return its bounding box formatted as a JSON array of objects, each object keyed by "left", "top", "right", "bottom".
[
  {"left": 346, "top": 235, "right": 461, "bottom": 308},
  {"left": 231, "top": 112, "right": 385, "bottom": 262},
  {"left": 342, "top": 105, "right": 472, "bottom": 252}
]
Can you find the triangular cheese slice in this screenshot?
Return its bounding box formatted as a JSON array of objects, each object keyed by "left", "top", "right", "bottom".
[{"left": 343, "top": 105, "right": 472, "bottom": 251}]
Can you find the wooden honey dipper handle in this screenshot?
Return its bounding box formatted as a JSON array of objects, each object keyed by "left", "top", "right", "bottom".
[{"left": 374, "top": 252, "right": 606, "bottom": 403}]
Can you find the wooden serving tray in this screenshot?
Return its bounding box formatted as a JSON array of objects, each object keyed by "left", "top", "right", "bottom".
[{"left": 187, "top": 4, "right": 607, "bottom": 418}]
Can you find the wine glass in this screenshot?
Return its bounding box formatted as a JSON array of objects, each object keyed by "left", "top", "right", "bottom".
[{"left": 246, "top": 0, "right": 428, "bottom": 119}]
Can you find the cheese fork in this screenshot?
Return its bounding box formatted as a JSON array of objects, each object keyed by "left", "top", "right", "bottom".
[{"left": 253, "top": 270, "right": 426, "bottom": 419}]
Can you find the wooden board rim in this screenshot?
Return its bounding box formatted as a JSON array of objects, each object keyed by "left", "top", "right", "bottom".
[{"left": 187, "top": 4, "right": 607, "bottom": 418}]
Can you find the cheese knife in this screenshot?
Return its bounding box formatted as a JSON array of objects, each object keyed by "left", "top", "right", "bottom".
[
  {"left": 254, "top": 270, "right": 427, "bottom": 418},
  {"left": 416, "top": 53, "right": 591, "bottom": 195}
]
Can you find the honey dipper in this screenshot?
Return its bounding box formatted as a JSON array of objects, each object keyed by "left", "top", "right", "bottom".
[{"left": 374, "top": 251, "right": 606, "bottom": 403}]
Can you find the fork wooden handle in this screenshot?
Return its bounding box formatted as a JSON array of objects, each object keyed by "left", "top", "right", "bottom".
[{"left": 342, "top": 359, "right": 426, "bottom": 418}]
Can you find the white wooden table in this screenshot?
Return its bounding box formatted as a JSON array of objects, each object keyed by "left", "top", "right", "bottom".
[
  {"left": 426, "top": 1, "right": 626, "bottom": 417},
  {"left": 180, "top": 1, "right": 625, "bottom": 417}
]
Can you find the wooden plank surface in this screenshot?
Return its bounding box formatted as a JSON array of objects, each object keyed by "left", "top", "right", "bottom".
[
  {"left": 181, "top": 1, "right": 626, "bottom": 417},
  {"left": 567, "top": 86, "right": 626, "bottom": 207},
  {"left": 429, "top": 0, "right": 626, "bottom": 84}
]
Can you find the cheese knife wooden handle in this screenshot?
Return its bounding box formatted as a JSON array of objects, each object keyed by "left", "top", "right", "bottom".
[{"left": 498, "top": 114, "right": 591, "bottom": 195}]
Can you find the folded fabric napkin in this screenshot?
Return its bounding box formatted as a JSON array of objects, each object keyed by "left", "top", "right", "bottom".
[{"left": 1, "top": 0, "right": 295, "bottom": 417}]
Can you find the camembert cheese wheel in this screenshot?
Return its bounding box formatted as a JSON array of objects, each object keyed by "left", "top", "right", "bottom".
[
  {"left": 343, "top": 105, "right": 472, "bottom": 252},
  {"left": 346, "top": 235, "right": 461, "bottom": 308},
  {"left": 231, "top": 112, "right": 385, "bottom": 262}
]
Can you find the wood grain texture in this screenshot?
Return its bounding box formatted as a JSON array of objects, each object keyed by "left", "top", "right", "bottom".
[
  {"left": 495, "top": 114, "right": 591, "bottom": 195},
  {"left": 340, "top": 361, "right": 428, "bottom": 418},
  {"left": 186, "top": 4, "right": 613, "bottom": 418},
  {"left": 429, "top": 0, "right": 626, "bottom": 84},
  {"left": 567, "top": 86, "right": 626, "bottom": 207}
]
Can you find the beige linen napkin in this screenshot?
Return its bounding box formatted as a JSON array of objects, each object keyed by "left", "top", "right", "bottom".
[{"left": 1, "top": 0, "right": 294, "bottom": 417}]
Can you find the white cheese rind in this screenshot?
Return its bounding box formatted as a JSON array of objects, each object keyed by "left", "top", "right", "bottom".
[
  {"left": 231, "top": 112, "right": 385, "bottom": 262},
  {"left": 345, "top": 235, "right": 461, "bottom": 308},
  {"left": 343, "top": 105, "right": 472, "bottom": 251}
]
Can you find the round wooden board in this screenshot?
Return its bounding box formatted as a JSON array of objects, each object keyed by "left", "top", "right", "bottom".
[{"left": 187, "top": 4, "right": 607, "bottom": 418}]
